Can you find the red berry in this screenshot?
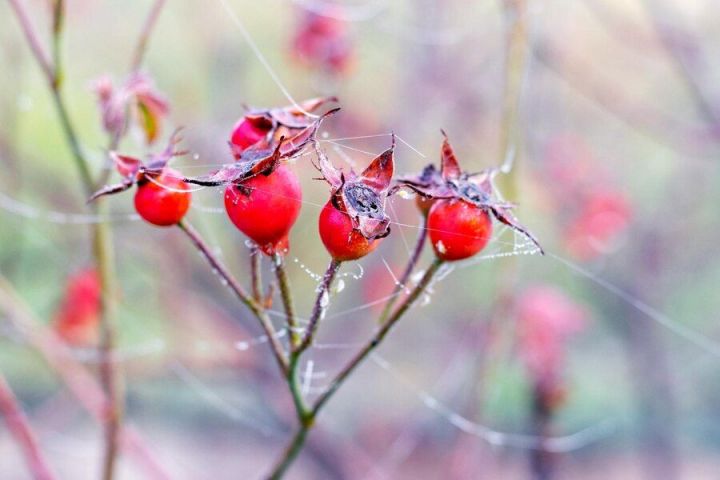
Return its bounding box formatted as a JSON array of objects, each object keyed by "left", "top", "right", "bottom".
[
  {"left": 224, "top": 164, "right": 302, "bottom": 255},
  {"left": 319, "top": 200, "right": 379, "bottom": 262},
  {"left": 134, "top": 168, "right": 191, "bottom": 226},
  {"left": 230, "top": 117, "right": 270, "bottom": 152},
  {"left": 53, "top": 269, "right": 101, "bottom": 346},
  {"left": 427, "top": 199, "right": 492, "bottom": 261}
]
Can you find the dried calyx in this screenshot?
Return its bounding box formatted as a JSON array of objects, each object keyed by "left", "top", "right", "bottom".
[
  {"left": 396, "top": 132, "right": 544, "bottom": 253},
  {"left": 317, "top": 135, "right": 395, "bottom": 240},
  {"left": 89, "top": 129, "right": 185, "bottom": 201},
  {"left": 184, "top": 97, "right": 340, "bottom": 187}
]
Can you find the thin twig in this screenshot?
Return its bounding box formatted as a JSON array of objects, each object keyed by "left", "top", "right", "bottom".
[
  {"left": 250, "top": 246, "right": 263, "bottom": 303},
  {"left": 266, "top": 258, "right": 444, "bottom": 478},
  {"left": 129, "top": 0, "right": 167, "bottom": 73},
  {"left": 273, "top": 253, "right": 300, "bottom": 348},
  {"left": 266, "top": 423, "right": 310, "bottom": 480},
  {"left": 378, "top": 215, "right": 428, "bottom": 323},
  {"left": 6, "top": 0, "right": 55, "bottom": 84},
  {"left": 312, "top": 258, "right": 443, "bottom": 415},
  {"left": 296, "top": 259, "right": 341, "bottom": 353},
  {"left": 0, "top": 275, "right": 171, "bottom": 480},
  {"left": 177, "top": 220, "right": 289, "bottom": 375},
  {"left": 9, "top": 3, "right": 123, "bottom": 478},
  {"left": 0, "top": 372, "right": 57, "bottom": 480},
  {"left": 497, "top": 0, "right": 529, "bottom": 187}
]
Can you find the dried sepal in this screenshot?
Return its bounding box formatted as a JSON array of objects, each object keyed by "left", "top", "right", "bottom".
[
  {"left": 89, "top": 130, "right": 184, "bottom": 202},
  {"left": 186, "top": 141, "right": 284, "bottom": 187},
  {"left": 266, "top": 97, "right": 339, "bottom": 128},
  {"left": 187, "top": 107, "right": 339, "bottom": 187},
  {"left": 440, "top": 130, "right": 462, "bottom": 181},
  {"left": 317, "top": 137, "right": 395, "bottom": 240},
  {"left": 395, "top": 132, "right": 544, "bottom": 253}
]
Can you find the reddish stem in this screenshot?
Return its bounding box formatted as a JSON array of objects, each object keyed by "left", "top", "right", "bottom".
[{"left": 0, "top": 372, "right": 56, "bottom": 480}]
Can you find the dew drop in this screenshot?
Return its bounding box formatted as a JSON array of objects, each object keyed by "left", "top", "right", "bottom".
[
  {"left": 436, "top": 240, "right": 447, "bottom": 254},
  {"left": 397, "top": 190, "right": 414, "bottom": 200},
  {"left": 334, "top": 279, "right": 345, "bottom": 294},
  {"left": 320, "top": 290, "right": 330, "bottom": 308},
  {"left": 411, "top": 270, "right": 426, "bottom": 284}
]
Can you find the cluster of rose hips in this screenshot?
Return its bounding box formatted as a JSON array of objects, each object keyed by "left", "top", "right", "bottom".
[{"left": 91, "top": 97, "right": 541, "bottom": 266}]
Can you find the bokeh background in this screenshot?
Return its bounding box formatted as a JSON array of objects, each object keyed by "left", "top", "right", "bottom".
[{"left": 2, "top": 0, "right": 720, "bottom": 478}]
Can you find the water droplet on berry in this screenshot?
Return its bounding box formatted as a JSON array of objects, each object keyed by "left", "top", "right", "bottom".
[{"left": 436, "top": 240, "right": 447, "bottom": 254}]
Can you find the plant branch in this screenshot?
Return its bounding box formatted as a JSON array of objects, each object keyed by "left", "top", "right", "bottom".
[
  {"left": 129, "top": 0, "right": 166, "bottom": 73},
  {"left": 497, "top": 0, "right": 529, "bottom": 198},
  {"left": 296, "top": 259, "right": 341, "bottom": 354},
  {"left": 0, "top": 371, "right": 57, "bottom": 480},
  {"left": 0, "top": 275, "right": 171, "bottom": 479},
  {"left": 273, "top": 253, "right": 300, "bottom": 348},
  {"left": 266, "top": 422, "right": 310, "bottom": 480},
  {"left": 177, "top": 220, "right": 289, "bottom": 375},
  {"left": 378, "top": 215, "right": 428, "bottom": 323},
  {"left": 250, "top": 246, "right": 263, "bottom": 302},
  {"left": 7, "top": 0, "right": 55, "bottom": 85},
  {"left": 311, "top": 258, "right": 443, "bottom": 415},
  {"left": 9, "top": 2, "right": 124, "bottom": 478}
]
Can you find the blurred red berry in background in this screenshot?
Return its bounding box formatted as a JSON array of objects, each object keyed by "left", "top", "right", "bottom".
[
  {"left": 291, "top": 9, "right": 354, "bottom": 76},
  {"left": 53, "top": 269, "right": 102, "bottom": 346},
  {"left": 541, "top": 133, "right": 633, "bottom": 260},
  {"left": 515, "top": 285, "right": 588, "bottom": 407},
  {"left": 565, "top": 190, "right": 632, "bottom": 261}
]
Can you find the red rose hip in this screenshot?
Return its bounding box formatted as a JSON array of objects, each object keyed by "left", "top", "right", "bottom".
[
  {"left": 319, "top": 200, "right": 379, "bottom": 262},
  {"left": 224, "top": 164, "right": 302, "bottom": 255},
  {"left": 134, "top": 168, "right": 191, "bottom": 226},
  {"left": 427, "top": 199, "right": 492, "bottom": 261},
  {"left": 230, "top": 117, "right": 271, "bottom": 153}
]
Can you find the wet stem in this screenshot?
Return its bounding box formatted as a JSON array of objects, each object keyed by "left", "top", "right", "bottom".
[
  {"left": 378, "top": 214, "right": 428, "bottom": 324},
  {"left": 176, "top": 217, "right": 442, "bottom": 479},
  {"left": 177, "top": 220, "right": 289, "bottom": 376},
  {"left": 0, "top": 372, "right": 57, "bottom": 480},
  {"left": 7, "top": 1, "right": 166, "bottom": 478},
  {"left": 267, "top": 258, "right": 445, "bottom": 479}
]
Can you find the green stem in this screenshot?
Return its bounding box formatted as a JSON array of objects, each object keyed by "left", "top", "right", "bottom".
[
  {"left": 312, "top": 258, "right": 443, "bottom": 415},
  {"left": 378, "top": 215, "right": 428, "bottom": 324},
  {"left": 266, "top": 423, "right": 311, "bottom": 480},
  {"left": 273, "top": 253, "right": 300, "bottom": 347},
  {"left": 296, "top": 259, "right": 340, "bottom": 354},
  {"left": 177, "top": 220, "right": 289, "bottom": 375},
  {"left": 497, "top": 0, "right": 529, "bottom": 198},
  {"left": 267, "top": 258, "right": 445, "bottom": 479},
  {"left": 250, "top": 246, "right": 262, "bottom": 303}
]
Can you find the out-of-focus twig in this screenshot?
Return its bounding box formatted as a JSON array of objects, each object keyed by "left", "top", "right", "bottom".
[
  {"left": 0, "top": 275, "right": 171, "bottom": 480},
  {"left": 0, "top": 371, "right": 57, "bottom": 480},
  {"left": 7, "top": 3, "right": 123, "bottom": 479},
  {"left": 129, "top": 0, "right": 166, "bottom": 73}
]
